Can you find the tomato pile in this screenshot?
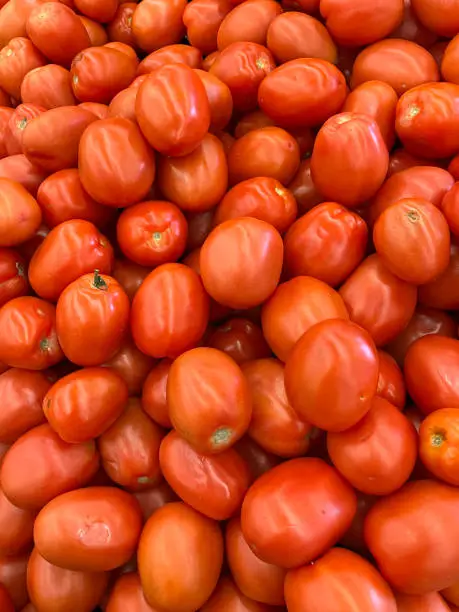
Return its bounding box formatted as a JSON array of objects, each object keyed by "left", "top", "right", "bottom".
[{"left": 3, "top": 0, "right": 459, "bottom": 611}]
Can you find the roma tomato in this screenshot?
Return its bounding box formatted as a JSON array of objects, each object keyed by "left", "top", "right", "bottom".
[
  {"left": 419, "top": 242, "right": 459, "bottom": 310},
  {"left": 376, "top": 350, "right": 406, "bottom": 409},
  {"left": 79, "top": 14, "right": 108, "bottom": 46},
  {"left": 339, "top": 254, "right": 417, "bottom": 347},
  {"left": 137, "top": 44, "right": 202, "bottom": 75},
  {"left": 132, "top": 0, "right": 187, "bottom": 53},
  {"left": 287, "top": 158, "right": 324, "bottom": 214},
  {"left": 141, "top": 359, "right": 172, "bottom": 428},
  {"left": 136, "top": 63, "right": 210, "bottom": 157},
  {"left": 167, "top": 347, "right": 252, "bottom": 453},
  {"left": 261, "top": 276, "right": 349, "bottom": 363},
  {"left": 0, "top": 297, "right": 63, "bottom": 370},
  {"left": 112, "top": 258, "right": 151, "bottom": 302},
  {"left": 395, "top": 592, "right": 451, "bottom": 612},
  {"left": 74, "top": 0, "right": 117, "bottom": 23},
  {"left": 311, "top": 113, "right": 389, "bottom": 208},
  {"left": 138, "top": 502, "right": 223, "bottom": 612},
  {"left": 4, "top": 103, "right": 45, "bottom": 156},
  {"left": 194, "top": 69, "right": 233, "bottom": 131},
  {"left": 217, "top": 0, "right": 281, "bottom": 50},
  {"left": 0, "top": 584, "right": 13, "bottom": 612},
  {"left": 0, "top": 0, "right": 43, "bottom": 48},
  {"left": 0, "top": 178, "right": 42, "bottom": 247},
  {"left": 186, "top": 210, "right": 214, "bottom": 252},
  {"left": 131, "top": 264, "right": 209, "bottom": 359},
  {"left": 34, "top": 487, "right": 143, "bottom": 571},
  {"left": 241, "top": 457, "right": 356, "bottom": 568},
  {"left": 411, "top": 0, "right": 459, "bottom": 37},
  {"left": 159, "top": 430, "right": 251, "bottom": 520},
  {"left": 390, "top": 0, "right": 439, "bottom": 47},
  {"left": 0, "top": 37, "right": 46, "bottom": 100},
  {"left": 234, "top": 109, "right": 274, "bottom": 138},
  {"left": 200, "top": 217, "right": 283, "bottom": 309},
  {"left": 21, "top": 64, "right": 77, "bottom": 110},
  {"left": 108, "top": 87, "right": 137, "bottom": 122},
  {"left": 285, "top": 318, "right": 379, "bottom": 432},
  {"left": 107, "top": 3, "right": 138, "bottom": 48},
  {"left": 106, "top": 572, "right": 154, "bottom": 612},
  {"left": 27, "top": 548, "right": 109, "bottom": 612},
  {"left": 1, "top": 423, "right": 99, "bottom": 510},
  {"left": 441, "top": 182, "right": 459, "bottom": 237},
  {"left": 78, "top": 101, "right": 109, "bottom": 119},
  {"left": 200, "top": 576, "right": 276, "bottom": 612},
  {"left": 79, "top": 117, "right": 155, "bottom": 208},
  {"left": 207, "top": 318, "right": 271, "bottom": 365},
  {"left": 0, "top": 247, "right": 28, "bottom": 307},
  {"left": 419, "top": 408, "right": 459, "bottom": 486},
  {"left": 43, "top": 367, "right": 128, "bottom": 443},
  {"left": 0, "top": 154, "right": 47, "bottom": 197},
  {"left": 183, "top": 0, "right": 232, "bottom": 55},
  {"left": 134, "top": 482, "right": 178, "bottom": 523},
  {"left": 285, "top": 547, "right": 397, "bottom": 612},
  {"left": 103, "top": 336, "right": 155, "bottom": 396},
  {"left": 0, "top": 488, "right": 36, "bottom": 555}
]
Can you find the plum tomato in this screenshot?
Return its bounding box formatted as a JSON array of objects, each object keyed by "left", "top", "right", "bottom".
[
  {"left": 141, "top": 359, "right": 173, "bottom": 429},
  {"left": 0, "top": 487, "right": 36, "bottom": 556},
  {"left": 102, "top": 336, "right": 155, "bottom": 396},
  {"left": 419, "top": 408, "right": 459, "bottom": 486},
  {"left": 4, "top": 103, "right": 45, "bottom": 157},
  {"left": 105, "top": 572, "right": 154, "bottom": 612},
  {"left": 207, "top": 318, "right": 271, "bottom": 365},
  {"left": 0, "top": 37, "right": 46, "bottom": 100},
  {"left": 183, "top": 0, "right": 232, "bottom": 55},
  {"left": 217, "top": 0, "right": 281, "bottom": 50},
  {"left": 193, "top": 69, "right": 233, "bottom": 131},
  {"left": 200, "top": 575, "right": 277, "bottom": 611},
  {"left": 112, "top": 258, "right": 151, "bottom": 302},
  {"left": 376, "top": 350, "right": 406, "bottom": 409},
  {"left": 0, "top": 247, "right": 28, "bottom": 308},
  {"left": 107, "top": 3, "right": 138, "bottom": 49},
  {"left": 441, "top": 182, "right": 459, "bottom": 237},
  {"left": 411, "top": 0, "right": 459, "bottom": 37},
  {"left": 132, "top": 0, "right": 187, "bottom": 53},
  {"left": 137, "top": 44, "right": 202, "bottom": 75},
  {"left": 0, "top": 178, "right": 42, "bottom": 248},
  {"left": 419, "top": 242, "right": 459, "bottom": 310}
]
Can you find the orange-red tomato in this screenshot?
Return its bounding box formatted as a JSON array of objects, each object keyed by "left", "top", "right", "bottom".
[
  {"left": 287, "top": 158, "right": 324, "bottom": 214},
  {"left": 411, "top": 0, "right": 459, "bottom": 37},
  {"left": 74, "top": 0, "right": 118, "bottom": 23},
  {"left": 78, "top": 101, "right": 109, "bottom": 118},
  {"left": 419, "top": 408, "right": 459, "bottom": 486},
  {"left": 0, "top": 487, "right": 36, "bottom": 555},
  {"left": 0, "top": 247, "right": 28, "bottom": 308},
  {"left": 0, "top": 154, "right": 48, "bottom": 197},
  {"left": 134, "top": 481, "right": 178, "bottom": 523},
  {"left": 0, "top": 584, "right": 14, "bottom": 612},
  {"left": 0, "top": 107, "right": 14, "bottom": 159},
  {"left": 217, "top": 0, "right": 281, "bottom": 50},
  {"left": 0, "top": 178, "right": 42, "bottom": 247},
  {"left": 106, "top": 572, "right": 155, "bottom": 612},
  {"left": 4, "top": 103, "right": 45, "bottom": 156},
  {"left": 207, "top": 318, "right": 271, "bottom": 365},
  {"left": 141, "top": 359, "right": 172, "bottom": 429},
  {"left": 79, "top": 15, "right": 109, "bottom": 46},
  {"left": 183, "top": 0, "right": 232, "bottom": 55},
  {"left": 103, "top": 336, "right": 155, "bottom": 396},
  {"left": 20, "top": 64, "right": 77, "bottom": 109},
  {"left": 235, "top": 436, "right": 280, "bottom": 482},
  {"left": 441, "top": 182, "right": 459, "bottom": 237},
  {"left": 0, "top": 551, "right": 29, "bottom": 610},
  {"left": 395, "top": 591, "right": 451, "bottom": 612},
  {"left": 137, "top": 44, "right": 202, "bottom": 75},
  {"left": 0, "top": 37, "right": 46, "bottom": 100},
  {"left": 108, "top": 87, "right": 137, "bottom": 122},
  {"left": 194, "top": 69, "right": 233, "bottom": 131},
  {"left": 137, "top": 502, "right": 223, "bottom": 611},
  {"left": 376, "top": 350, "right": 406, "bottom": 409},
  {"left": 132, "top": 0, "right": 187, "bottom": 53},
  {"left": 112, "top": 258, "right": 151, "bottom": 302},
  {"left": 442, "top": 581, "right": 459, "bottom": 607},
  {"left": 390, "top": 0, "right": 439, "bottom": 48},
  {"left": 241, "top": 457, "right": 356, "bottom": 568},
  {"left": 419, "top": 242, "right": 459, "bottom": 310},
  {"left": 107, "top": 3, "right": 138, "bottom": 48},
  {"left": 200, "top": 576, "right": 277, "bottom": 612}
]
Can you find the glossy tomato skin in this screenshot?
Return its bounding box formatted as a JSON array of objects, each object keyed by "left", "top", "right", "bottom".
[
  {"left": 0, "top": 297, "right": 63, "bottom": 370},
  {"left": 441, "top": 182, "right": 459, "bottom": 237},
  {"left": 80, "top": 15, "right": 109, "bottom": 46},
  {"left": 193, "top": 69, "right": 233, "bottom": 132},
  {"left": 0, "top": 37, "right": 46, "bottom": 100},
  {"left": 79, "top": 117, "right": 156, "bottom": 208},
  {"left": 258, "top": 58, "right": 347, "bottom": 128},
  {"left": 0, "top": 154, "right": 47, "bottom": 197},
  {"left": 0, "top": 178, "right": 42, "bottom": 247},
  {"left": 131, "top": 263, "right": 210, "bottom": 359},
  {"left": 74, "top": 0, "right": 118, "bottom": 23},
  {"left": 287, "top": 158, "right": 324, "bottom": 214},
  {"left": 200, "top": 576, "right": 277, "bottom": 612},
  {"left": 311, "top": 113, "right": 389, "bottom": 208},
  {"left": 1, "top": 423, "right": 99, "bottom": 510},
  {"left": 395, "top": 591, "right": 451, "bottom": 612},
  {"left": 376, "top": 350, "right": 406, "bottom": 409},
  {"left": 4, "top": 103, "right": 45, "bottom": 156},
  {"left": 411, "top": 0, "right": 459, "bottom": 37},
  {"left": 138, "top": 502, "right": 224, "bottom": 612},
  {"left": 241, "top": 457, "right": 356, "bottom": 568},
  {"left": 285, "top": 547, "right": 397, "bottom": 612},
  {"left": 159, "top": 430, "right": 250, "bottom": 520},
  {"left": 105, "top": 572, "right": 154, "bottom": 612},
  {"left": 339, "top": 254, "right": 417, "bottom": 346},
  {"left": 365, "top": 480, "right": 459, "bottom": 594},
  {"left": 207, "top": 318, "right": 271, "bottom": 365},
  {"left": 27, "top": 548, "right": 109, "bottom": 612},
  {"left": 43, "top": 367, "right": 128, "bottom": 443},
  {"left": 405, "top": 336, "right": 459, "bottom": 415},
  {"left": 0, "top": 247, "right": 28, "bottom": 307},
  {"left": 419, "top": 408, "right": 459, "bottom": 486},
  {"left": 217, "top": 0, "right": 281, "bottom": 50},
  {"left": 103, "top": 336, "right": 155, "bottom": 396},
  {"left": 136, "top": 63, "right": 210, "bottom": 157},
  {"left": 419, "top": 242, "right": 459, "bottom": 310},
  {"left": 141, "top": 359, "right": 172, "bottom": 428},
  {"left": 285, "top": 319, "right": 379, "bottom": 432},
  {"left": 108, "top": 87, "right": 137, "bottom": 122},
  {"left": 34, "top": 487, "right": 143, "bottom": 572},
  {"left": 167, "top": 347, "right": 252, "bottom": 453},
  {"left": 134, "top": 481, "right": 178, "bottom": 523},
  {"left": 107, "top": 3, "right": 138, "bottom": 48},
  {"left": 21, "top": 64, "right": 77, "bottom": 109},
  {"left": 112, "top": 258, "right": 151, "bottom": 302},
  {"left": 132, "top": 0, "right": 187, "bottom": 53},
  {"left": 0, "top": 487, "right": 36, "bottom": 555},
  {"left": 261, "top": 276, "right": 349, "bottom": 363},
  {"left": 183, "top": 0, "right": 232, "bottom": 55}
]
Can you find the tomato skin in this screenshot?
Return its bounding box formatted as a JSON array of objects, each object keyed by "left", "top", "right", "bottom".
[
  {"left": 285, "top": 547, "right": 397, "bottom": 612},
  {"left": 388, "top": 148, "right": 432, "bottom": 176},
  {"left": 193, "top": 69, "right": 233, "bottom": 132},
  {"left": 5, "top": 103, "right": 45, "bottom": 157},
  {"left": 0, "top": 37, "right": 46, "bottom": 100},
  {"left": 0, "top": 107, "right": 14, "bottom": 159},
  {"left": 134, "top": 482, "right": 178, "bottom": 523},
  {"left": 0, "top": 154, "right": 48, "bottom": 197},
  {"left": 207, "top": 318, "right": 271, "bottom": 365},
  {"left": 103, "top": 337, "right": 155, "bottom": 396},
  {"left": 137, "top": 44, "right": 202, "bottom": 76},
  {"left": 395, "top": 591, "right": 451, "bottom": 612},
  {"left": 287, "top": 158, "right": 324, "bottom": 214},
  {"left": 43, "top": 367, "right": 128, "bottom": 443},
  {"left": 0, "top": 178, "right": 42, "bottom": 248},
  {"left": 74, "top": 0, "right": 117, "bottom": 23},
  {"left": 419, "top": 408, "right": 459, "bottom": 486},
  {"left": 34, "top": 486, "right": 143, "bottom": 572},
  {"left": 411, "top": 0, "right": 459, "bottom": 37},
  {"left": 441, "top": 182, "right": 459, "bottom": 237},
  {"left": 78, "top": 101, "right": 109, "bottom": 119},
  {"left": 184, "top": 0, "right": 232, "bottom": 55},
  {"left": 0, "top": 247, "right": 28, "bottom": 308},
  {"left": 79, "top": 117, "right": 156, "bottom": 208},
  {"left": 0, "top": 584, "right": 13, "bottom": 612},
  {"left": 241, "top": 457, "right": 356, "bottom": 568},
  {"left": 376, "top": 350, "right": 406, "bottom": 409},
  {"left": 200, "top": 576, "right": 277, "bottom": 612},
  {"left": 106, "top": 572, "right": 155, "bottom": 612},
  {"left": 136, "top": 63, "right": 210, "bottom": 157},
  {"left": 1, "top": 423, "right": 99, "bottom": 510},
  {"left": 107, "top": 3, "right": 138, "bottom": 48},
  {"left": 0, "top": 551, "right": 29, "bottom": 610},
  {"left": 132, "top": 0, "right": 186, "bottom": 53},
  {"left": 0, "top": 487, "right": 36, "bottom": 555},
  {"left": 141, "top": 359, "right": 172, "bottom": 428},
  {"left": 258, "top": 58, "right": 347, "bottom": 128},
  {"left": 419, "top": 242, "right": 459, "bottom": 310},
  {"left": 131, "top": 263, "right": 210, "bottom": 359},
  {"left": 108, "top": 87, "right": 137, "bottom": 122},
  {"left": 21, "top": 64, "right": 76, "bottom": 110},
  {"left": 217, "top": 0, "right": 281, "bottom": 50},
  {"left": 138, "top": 502, "right": 224, "bottom": 612},
  {"left": 79, "top": 15, "right": 108, "bottom": 46},
  {"left": 442, "top": 582, "right": 459, "bottom": 607},
  {"left": 365, "top": 480, "right": 459, "bottom": 594},
  {"left": 261, "top": 276, "right": 349, "bottom": 363}
]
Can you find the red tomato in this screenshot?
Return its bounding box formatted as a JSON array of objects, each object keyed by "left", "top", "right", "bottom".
[
  {"left": 107, "top": 3, "right": 138, "bottom": 48},
  {"left": 0, "top": 584, "right": 13, "bottom": 612},
  {"left": 78, "top": 101, "right": 109, "bottom": 119},
  {"left": 137, "top": 44, "right": 202, "bottom": 75},
  {"left": 388, "top": 149, "right": 433, "bottom": 176},
  {"left": 207, "top": 318, "right": 271, "bottom": 364},
  {"left": 200, "top": 576, "right": 277, "bottom": 612},
  {"left": 0, "top": 154, "right": 48, "bottom": 197},
  {"left": 141, "top": 359, "right": 172, "bottom": 429},
  {"left": 285, "top": 547, "right": 397, "bottom": 612},
  {"left": 43, "top": 367, "right": 128, "bottom": 443},
  {"left": 258, "top": 58, "right": 347, "bottom": 128},
  {"left": 365, "top": 480, "right": 459, "bottom": 594},
  {"left": 411, "top": 0, "right": 459, "bottom": 37},
  {"left": 20, "top": 64, "right": 77, "bottom": 110},
  {"left": 1, "top": 423, "right": 99, "bottom": 510},
  {"left": 0, "top": 37, "right": 46, "bottom": 100},
  {"left": 136, "top": 63, "right": 210, "bottom": 157},
  {"left": 339, "top": 254, "right": 417, "bottom": 346},
  {"left": 183, "top": 0, "right": 232, "bottom": 55},
  {"left": 390, "top": 0, "right": 438, "bottom": 47},
  {"left": 339, "top": 492, "right": 377, "bottom": 556},
  {"left": 194, "top": 69, "right": 233, "bottom": 132},
  {"left": 108, "top": 87, "right": 137, "bottom": 122},
  {"left": 441, "top": 182, "right": 459, "bottom": 237},
  {"left": 0, "top": 107, "right": 14, "bottom": 159},
  {"left": 261, "top": 276, "right": 349, "bottom": 363},
  {"left": 395, "top": 591, "right": 451, "bottom": 612},
  {"left": 79, "top": 15, "right": 109, "bottom": 46},
  {"left": 287, "top": 158, "right": 324, "bottom": 214},
  {"left": 131, "top": 263, "right": 210, "bottom": 359},
  {"left": 235, "top": 436, "right": 280, "bottom": 482},
  {"left": 103, "top": 337, "right": 155, "bottom": 396},
  {"left": 0, "top": 552, "right": 28, "bottom": 610},
  {"left": 419, "top": 242, "right": 459, "bottom": 310},
  {"left": 443, "top": 581, "right": 459, "bottom": 607},
  {"left": 285, "top": 319, "right": 379, "bottom": 432},
  {"left": 134, "top": 482, "right": 178, "bottom": 523},
  {"left": 138, "top": 502, "right": 223, "bottom": 611},
  {"left": 200, "top": 217, "right": 283, "bottom": 309},
  {"left": 34, "top": 487, "right": 143, "bottom": 571},
  {"left": 0, "top": 178, "right": 42, "bottom": 247},
  {"left": 217, "top": 0, "right": 281, "bottom": 50},
  {"left": 74, "top": 0, "right": 117, "bottom": 23},
  {"left": 112, "top": 258, "right": 151, "bottom": 302},
  {"left": 106, "top": 572, "right": 155, "bottom": 612},
  {"left": 5, "top": 103, "right": 45, "bottom": 156},
  {"left": 0, "top": 487, "right": 36, "bottom": 555},
  {"left": 0, "top": 0, "right": 43, "bottom": 48},
  {"left": 419, "top": 408, "right": 459, "bottom": 486},
  {"left": 132, "top": 0, "right": 187, "bottom": 53},
  {"left": 79, "top": 118, "right": 156, "bottom": 208},
  {"left": 376, "top": 350, "right": 406, "bottom": 409},
  {"left": 311, "top": 113, "right": 389, "bottom": 208},
  {"left": 0, "top": 247, "right": 28, "bottom": 308},
  {"left": 234, "top": 109, "right": 275, "bottom": 137},
  {"left": 282, "top": 0, "right": 319, "bottom": 11},
  {"left": 241, "top": 457, "right": 356, "bottom": 568}
]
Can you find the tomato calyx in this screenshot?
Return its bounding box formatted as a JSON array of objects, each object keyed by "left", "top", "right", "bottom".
[
  {"left": 92, "top": 270, "right": 108, "bottom": 291},
  {"left": 407, "top": 209, "right": 421, "bottom": 223},
  {"left": 431, "top": 428, "right": 447, "bottom": 448},
  {"left": 15, "top": 261, "right": 25, "bottom": 277},
  {"left": 211, "top": 427, "right": 233, "bottom": 448}
]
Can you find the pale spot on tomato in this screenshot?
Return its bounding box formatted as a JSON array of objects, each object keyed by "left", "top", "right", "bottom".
[{"left": 77, "top": 521, "right": 111, "bottom": 545}]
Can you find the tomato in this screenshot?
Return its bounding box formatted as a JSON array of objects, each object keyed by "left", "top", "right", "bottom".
[
  {"left": 258, "top": 58, "right": 346, "bottom": 129},
  {"left": 207, "top": 318, "right": 271, "bottom": 364},
  {"left": 141, "top": 359, "right": 172, "bottom": 429},
  {"left": 103, "top": 337, "right": 154, "bottom": 396},
  {"left": 79, "top": 15, "right": 108, "bottom": 46},
  {"left": 396, "top": 83, "right": 459, "bottom": 159},
  {"left": 106, "top": 572, "right": 155, "bottom": 612},
  {"left": 183, "top": 0, "right": 232, "bottom": 55},
  {"left": 0, "top": 0, "right": 43, "bottom": 47},
  {"left": 5, "top": 103, "right": 45, "bottom": 156},
  {"left": 376, "top": 350, "right": 406, "bottom": 409},
  {"left": 27, "top": 547, "right": 108, "bottom": 612},
  {"left": 200, "top": 576, "right": 277, "bottom": 612},
  {"left": 26, "top": 2, "right": 91, "bottom": 68},
  {"left": 74, "top": 0, "right": 117, "bottom": 22},
  {"left": 79, "top": 117, "right": 155, "bottom": 208},
  {"left": 34, "top": 486, "right": 142, "bottom": 571},
  {"left": 388, "top": 149, "right": 432, "bottom": 176},
  {"left": 0, "top": 248, "right": 28, "bottom": 308},
  {"left": 285, "top": 319, "right": 379, "bottom": 432},
  {"left": 131, "top": 263, "right": 209, "bottom": 359},
  {"left": 419, "top": 408, "right": 459, "bottom": 486},
  {"left": 0, "top": 487, "right": 36, "bottom": 555},
  {"left": 261, "top": 276, "right": 349, "bottom": 362},
  {"left": 43, "top": 367, "right": 128, "bottom": 443},
  {"left": 112, "top": 258, "right": 150, "bottom": 302},
  {"left": 282, "top": 0, "right": 320, "bottom": 11},
  {"left": 132, "top": 0, "right": 187, "bottom": 53},
  {"left": 209, "top": 41, "right": 275, "bottom": 112},
  {"left": 441, "top": 182, "right": 459, "bottom": 240},
  {"left": 235, "top": 436, "right": 280, "bottom": 482},
  {"left": 411, "top": 0, "right": 459, "bottom": 37},
  {"left": 0, "top": 154, "right": 47, "bottom": 197},
  {"left": 193, "top": 69, "right": 233, "bottom": 132},
  {"left": 138, "top": 502, "right": 223, "bottom": 611},
  {"left": 217, "top": 0, "right": 281, "bottom": 50},
  {"left": 339, "top": 254, "right": 417, "bottom": 346},
  {"left": 234, "top": 109, "right": 275, "bottom": 137},
  {"left": 0, "top": 37, "right": 46, "bottom": 100},
  {"left": 0, "top": 584, "right": 13, "bottom": 612},
  {"left": 419, "top": 242, "right": 459, "bottom": 310},
  {"left": 0, "top": 107, "right": 14, "bottom": 159},
  {"left": 137, "top": 44, "right": 202, "bottom": 75},
  {"left": 395, "top": 592, "right": 451, "bottom": 612},
  {"left": 241, "top": 457, "right": 356, "bottom": 568},
  {"left": 0, "top": 178, "right": 42, "bottom": 247},
  {"left": 0, "top": 552, "right": 29, "bottom": 610},
  {"left": 200, "top": 217, "right": 283, "bottom": 309},
  {"left": 108, "top": 86, "right": 137, "bottom": 122},
  {"left": 134, "top": 482, "right": 178, "bottom": 523},
  {"left": 107, "top": 3, "right": 138, "bottom": 48},
  {"left": 365, "top": 480, "right": 459, "bottom": 594},
  {"left": 287, "top": 158, "right": 324, "bottom": 214},
  {"left": 20, "top": 64, "right": 76, "bottom": 110}
]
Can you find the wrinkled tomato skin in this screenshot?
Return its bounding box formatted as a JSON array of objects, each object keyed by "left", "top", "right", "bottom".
[
  {"left": 183, "top": 0, "right": 232, "bottom": 55},
  {"left": 112, "top": 258, "right": 151, "bottom": 302},
  {"left": 137, "top": 44, "right": 202, "bottom": 75},
  {"left": 103, "top": 337, "right": 155, "bottom": 396},
  {"left": 74, "top": 0, "right": 118, "bottom": 24},
  {"left": 0, "top": 487, "right": 36, "bottom": 555},
  {"left": 200, "top": 576, "right": 276, "bottom": 612},
  {"left": 419, "top": 408, "right": 459, "bottom": 486},
  {"left": 43, "top": 367, "right": 128, "bottom": 443},
  {"left": 0, "top": 247, "right": 28, "bottom": 307},
  {"left": 34, "top": 487, "right": 143, "bottom": 572},
  {"left": 0, "top": 37, "right": 46, "bottom": 100},
  {"left": 137, "top": 502, "right": 224, "bottom": 612},
  {"left": 107, "top": 3, "right": 138, "bottom": 48},
  {"left": 207, "top": 318, "right": 271, "bottom": 365},
  {"left": 241, "top": 457, "right": 357, "bottom": 568},
  {"left": 141, "top": 359, "right": 173, "bottom": 429},
  {"left": 217, "top": 0, "right": 281, "bottom": 50},
  {"left": 0, "top": 177, "right": 42, "bottom": 248},
  {"left": 376, "top": 350, "right": 406, "bottom": 409},
  {"left": 105, "top": 572, "right": 154, "bottom": 612},
  {"left": 132, "top": 0, "right": 187, "bottom": 53},
  {"left": 0, "top": 423, "right": 99, "bottom": 510},
  {"left": 21, "top": 64, "right": 77, "bottom": 110}
]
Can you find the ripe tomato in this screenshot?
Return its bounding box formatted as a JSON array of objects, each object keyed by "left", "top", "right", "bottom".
[
  {"left": 183, "top": 0, "right": 232, "bottom": 55},
  {"left": 168, "top": 347, "right": 252, "bottom": 453},
  {"left": 241, "top": 457, "right": 356, "bottom": 568},
  {"left": 0, "top": 37, "right": 46, "bottom": 100},
  {"left": 419, "top": 242, "right": 459, "bottom": 310},
  {"left": 388, "top": 148, "right": 432, "bottom": 176},
  {"left": 27, "top": 548, "right": 109, "bottom": 612},
  {"left": 103, "top": 336, "right": 154, "bottom": 396},
  {"left": 285, "top": 319, "right": 379, "bottom": 432},
  {"left": 441, "top": 182, "right": 459, "bottom": 237},
  {"left": 419, "top": 409, "right": 459, "bottom": 486},
  {"left": 106, "top": 572, "right": 154, "bottom": 612},
  {"left": 234, "top": 109, "right": 275, "bottom": 137},
  {"left": 5, "top": 103, "right": 45, "bottom": 156},
  {"left": 207, "top": 318, "right": 271, "bottom": 364},
  {"left": 287, "top": 158, "right": 324, "bottom": 213},
  {"left": 78, "top": 101, "right": 109, "bottom": 119},
  {"left": 395, "top": 591, "right": 451, "bottom": 612},
  {"left": 200, "top": 576, "right": 275, "bottom": 612},
  {"left": 376, "top": 350, "right": 406, "bottom": 409},
  {"left": 442, "top": 581, "right": 459, "bottom": 607},
  {"left": 79, "top": 15, "right": 108, "bottom": 45},
  {"left": 0, "top": 248, "right": 28, "bottom": 308},
  {"left": 411, "top": 0, "right": 459, "bottom": 37},
  {"left": 20, "top": 64, "right": 77, "bottom": 110},
  {"left": 0, "top": 584, "right": 13, "bottom": 612},
  {"left": 137, "top": 44, "right": 202, "bottom": 75},
  {"left": 107, "top": 3, "right": 138, "bottom": 48},
  {"left": 112, "top": 258, "right": 151, "bottom": 302},
  {"left": 138, "top": 502, "right": 223, "bottom": 611},
  {"left": 0, "top": 154, "right": 47, "bottom": 197},
  {"left": 0, "top": 487, "right": 36, "bottom": 555},
  {"left": 108, "top": 87, "right": 137, "bottom": 122},
  {"left": 235, "top": 436, "right": 280, "bottom": 482},
  {"left": 217, "top": 0, "right": 281, "bottom": 50},
  {"left": 193, "top": 69, "right": 233, "bottom": 131},
  {"left": 74, "top": 0, "right": 117, "bottom": 23},
  {"left": 134, "top": 482, "right": 178, "bottom": 523},
  {"left": 0, "top": 178, "right": 42, "bottom": 247},
  {"left": 365, "top": 480, "right": 459, "bottom": 594},
  {"left": 0, "top": 108, "right": 14, "bottom": 159},
  {"left": 132, "top": 0, "right": 187, "bottom": 53},
  {"left": 43, "top": 367, "right": 128, "bottom": 443},
  {"left": 0, "top": 551, "right": 29, "bottom": 610},
  {"left": 34, "top": 487, "right": 143, "bottom": 571},
  {"left": 141, "top": 359, "right": 172, "bottom": 429}
]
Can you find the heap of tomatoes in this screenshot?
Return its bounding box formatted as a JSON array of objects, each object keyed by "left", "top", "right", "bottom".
[{"left": 2, "top": 0, "right": 459, "bottom": 610}]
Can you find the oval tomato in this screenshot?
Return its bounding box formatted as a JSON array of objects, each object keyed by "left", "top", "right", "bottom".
[
  {"left": 107, "top": 3, "right": 138, "bottom": 48},
  {"left": 376, "top": 350, "right": 406, "bottom": 409},
  {"left": 105, "top": 572, "right": 154, "bottom": 612},
  {"left": 21, "top": 64, "right": 77, "bottom": 110},
  {"left": 200, "top": 576, "right": 276, "bottom": 612},
  {"left": 411, "top": 0, "right": 459, "bottom": 37},
  {"left": 419, "top": 242, "right": 459, "bottom": 310},
  {"left": 395, "top": 591, "right": 451, "bottom": 612},
  {"left": 0, "top": 178, "right": 42, "bottom": 247},
  {"left": 287, "top": 158, "right": 324, "bottom": 214},
  {"left": 4, "top": 103, "right": 45, "bottom": 156},
  {"left": 0, "top": 488, "right": 36, "bottom": 555},
  {"left": 103, "top": 336, "right": 155, "bottom": 396},
  {"left": 74, "top": 0, "right": 118, "bottom": 23},
  {"left": 183, "top": 0, "right": 232, "bottom": 55},
  {"left": 79, "top": 15, "right": 109, "bottom": 46},
  {"left": 132, "top": 0, "right": 187, "bottom": 53},
  {"left": 207, "top": 318, "right": 271, "bottom": 365},
  {"left": 419, "top": 408, "right": 459, "bottom": 486},
  {"left": 441, "top": 182, "right": 459, "bottom": 237},
  {"left": 112, "top": 258, "right": 151, "bottom": 302},
  {"left": 141, "top": 360, "right": 172, "bottom": 428},
  {"left": 217, "top": 0, "right": 281, "bottom": 50},
  {"left": 0, "top": 247, "right": 28, "bottom": 308},
  {"left": 0, "top": 154, "right": 48, "bottom": 197},
  {"left": 194, "top": 69, "right": 233, "bottom": 131},
  {"left": 0, "top": 37, "right": 46, "bottom": 100}
]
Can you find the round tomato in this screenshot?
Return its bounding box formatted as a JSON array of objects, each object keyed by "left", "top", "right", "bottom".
[
  {"left": 141, "top": 359, "right": 172, "bottom": 428},
  {"left": 132, "top": 0, "right": 187, "bottom": 53},
  {"left": 105, "top": 572, "right": 154, "bottom": 612},
  {"left": 103, "top": 336, "right": 155, "bottom": 396},
  {"left": 0, "top": 178, "right": 42, "bottom": 247},
  {"left": 0, "top": 487, "right": 36, "bottom": 555},
  {"left": 207, "top": 318, "right": 271, "bottom": 364},
  {"left": 376, "top": 350, "right": 406, "bottom": 409},
  {"left": 0, "top": 247, "right": 28, "bottom": 308},
  {"left": 419, "top": 408, "right": 459, "bottom": 486}
]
